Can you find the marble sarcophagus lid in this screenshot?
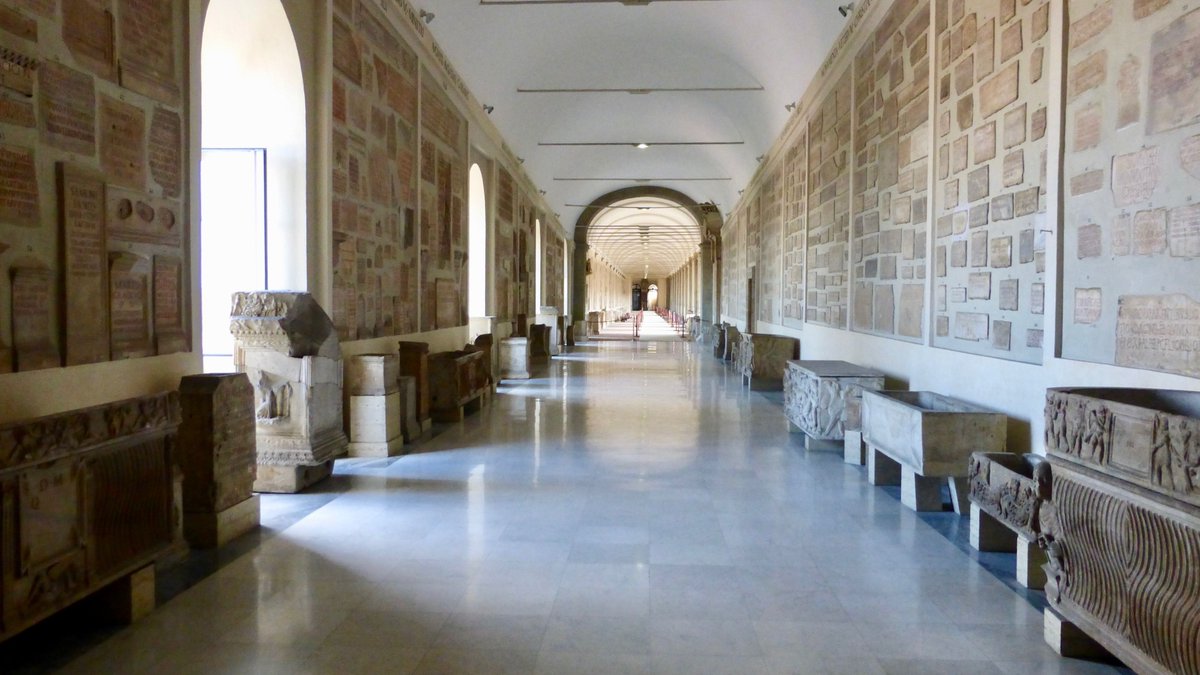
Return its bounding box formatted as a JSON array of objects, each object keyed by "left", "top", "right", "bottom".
[{"left": 1039, "top": 387, "right": 1200, "bottom": 674}]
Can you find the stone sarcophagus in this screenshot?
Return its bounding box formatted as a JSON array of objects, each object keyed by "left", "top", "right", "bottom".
[
  {"left": 967, "top": 452, "right": 1049, "bottom": 589},
  {"left": 428, "top": 349, "right": 488, "bottom": 423},
  {"left": 784, "top": 360, "right": 885, "bottom": 450},
  {"left": 862, "top": 391, "right": 1008, "bottom": 513},
  {"left": 737, "top": 333, "right": 800, "bottom": 391},
  {"left": 230, "top": 292, "right": 347, "bottom": 493},
  {"left": 1038, "top": 388, "right": 1200, "bottom": 674},
  {"left": 0, "top": 393, "right": 181, "bottom": 642}
]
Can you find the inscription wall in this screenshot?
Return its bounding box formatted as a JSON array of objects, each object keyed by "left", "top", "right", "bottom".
[
  {"left": 930, "top": 0, "right": 1049, "bottom": 363},
  {"left": 806, "top": 73, "right": 852, "bottom": 328},
  {"left": 1061, "top": 0, "right": 1200, "bottom": 378},
  {"left": 782, "top": 132, "right": 807, "bottom": 324},
  {"left": 418, "top": 70, "right": 467, "bottom": 332},
  {"left": 851, "top": 0, "right": 930, "bottom": 342},
  {"left": 757, "top": 167, "right": 783, "bottom": 326},
  {"left": 0, "top": 0, "right": 188, "bottom": 371},
  {"left": 544, "top": 230, "right": 565, "bottom": 311}
]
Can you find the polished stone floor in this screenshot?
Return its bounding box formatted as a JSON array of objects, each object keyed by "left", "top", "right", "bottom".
[{"left": 50, "top": 337, "right": 1126, "bottom": 674}]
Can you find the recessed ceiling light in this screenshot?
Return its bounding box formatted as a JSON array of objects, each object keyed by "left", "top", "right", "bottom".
[{"left": 636, "top": 143, "right": 649, "bottom": 150}]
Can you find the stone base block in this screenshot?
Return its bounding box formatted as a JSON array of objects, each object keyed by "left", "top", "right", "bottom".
[
  {"left": 748, "top": 377, "right": 784, "bottom": 392},
  {"left": 1017, "top": 536, "right": 1047, "bottom": 589},
  {"left": 184, "top": 495, "right": 261, "bottom": 549},
  {"left": 96, "top": 565, "right": 155, "bottom": 624},
  {"left": 868, "top": 447, "right": 901, "bottom": 486},
  {"left": 1044, "top": 607, "right": 1113, "bottom": 660},
  {"left": 254, "top": 460, "right": 334, "bottom": 493},
  {"left": 970, "top": 503, "right": 1017, "bottom": 552},
  {"left": 347, "top": 436, "right": 405, "bottom": 458},
  {"left": 804, "top": 436, "right": 841, "bottom": 452},
  {"left": 348, "top": 393, "right": 402, "bottom": 444},
  {"left": 844, "top": 430, "right": 866, "bottom": 465},
  {"left": 901, "top": 466, "right": 944, "bottom": 511}
]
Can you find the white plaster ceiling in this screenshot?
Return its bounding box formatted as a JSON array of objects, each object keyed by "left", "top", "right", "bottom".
[
  {"left": 586, "top": 196, "right": 702, "bottom": 278},
  {"left": 419, "top": 0, "right": 847, "bottom": 274}
]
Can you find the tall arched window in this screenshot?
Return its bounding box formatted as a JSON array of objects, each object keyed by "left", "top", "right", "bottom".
[
  {"left": 535, "top": 218, "right": 543, "bottom": 309},
  {"left": 468, "top": 164, "right": 487, "bottom": 317}
]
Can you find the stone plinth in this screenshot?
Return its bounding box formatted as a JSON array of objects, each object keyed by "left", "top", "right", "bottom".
[
  {"left": 178, "top": 373, "right": 260, "bottom": 548},
  {"left": 784, "top": 361, "right": 885, "bottom": 450},
  {"left": 529, "top": 324, "right": 551, "bottom": 359},
  {"left": 967, "top": 452, "right": 1048, "bottom": 588},
  {"left": 501, "top": 337, "right": 530, "bottom": 379},
  {"left": 397, "top": 341, "right": 432, "bottom": 432},
  {"left": 230, "top": 291, "right": 348, "bottom": 493},
  {"left": 344, "top": 354, "right": 403, "bottom": 458},
  {"left": 738, "top": 333, "right": 800, "bottom": 391},
  {"left": 1038, "top": 388, "right": 1200, "bottom": 674},
  {"left": 862, "top": 391, "right": 1008, "bottom": 513}
]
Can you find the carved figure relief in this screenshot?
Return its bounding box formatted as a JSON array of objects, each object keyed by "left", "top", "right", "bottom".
[
  {"left": 1151, "top": 413, "right": 1199, "bottom": 496},
  {"left": 254, "top": 371, "right": 292, "bottom": 423}
]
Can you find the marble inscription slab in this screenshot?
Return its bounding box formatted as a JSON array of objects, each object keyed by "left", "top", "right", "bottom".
[
  {"left": 10, "top": 265, "right": 59, "bottom": 370},
  {"left": 38, "top": 61, "right": 95, "bottom": 154},
  {"left": 109, "top": 252, "right": 152, "bottom": 359},
  {"left": 148, "top": 108, "right": 181, "bottom": 198},
  {"left": 98, "top": 94, "right": 146, "bottom": 189},
  {"left": 58, "top": 164, "right": 109, "bottom": 366},
  {"left": 1115, "top": 294, "right": 1200, "bottom": 377},
  {"left": 0, "top": 143, "right": 39, "bottom": 227},
  {"left": 63, "top": 0, "right": 115, "bottom": 80},
  {"left": 153, "top": 255, "right": 187, "bottom": 355},
  {"left": 117, "top": 0, "right": 179, "bottom": 104},
  {"left": 1147, "top": 8, "right": 1200, "bottom": 133}
]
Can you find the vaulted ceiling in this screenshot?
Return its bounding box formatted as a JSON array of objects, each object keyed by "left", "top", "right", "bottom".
[{"left": 419, "top": 0, "right": 847, "bottom": 274}]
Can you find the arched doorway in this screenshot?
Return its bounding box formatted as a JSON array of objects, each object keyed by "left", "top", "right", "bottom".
[
  {"left": 468, "top": 164, "right": 487, "bottom": 318},
  {"left": 200, "top": 0, "right": 306, "bottom": 371}
]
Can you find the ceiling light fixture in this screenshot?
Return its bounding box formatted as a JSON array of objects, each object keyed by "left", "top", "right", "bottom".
[
  {"left": 419, "top": 9, "right": 435, "bottom": 24},
  {"left": 785, "top": 102, "right": 796, "bottom": 112},
  {"left": 838, "top": 3, "right": 855, "bottom": 17},
  {"left": 482, "top": 104, "right": 495, "bottom": 114},
  {"left": 636, "top": 143, "right": 649, "bottom": 150}
]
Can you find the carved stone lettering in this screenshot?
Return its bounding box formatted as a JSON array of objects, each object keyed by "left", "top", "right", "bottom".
[
  {"left": 1115, "top": 294, "right": 1200, "bottom": 377},
  {"left": 1111, "top": 147, "right": 1159, "bottom": 207},
  {"left": 1112, "top": 213, "right": 1132, "bottom": 256},
  {"left": 109, "top": 253, "right": 152, "bottom": 359},
  {"left": 1004, "top": 103, "right": 1026, "bottom": 149},
  {"left": 117, "top": 0, "right": 180, "bottom": 104},
  {"left": 955, "top": 312, "right": 989, "bottom": 340},
  {"left": 153, "top": 255, "right": 187, "bottom": 354},
  {"left": 1133, "top": 209, "right": 1168, "bottom": 255},
  {"left": 0, "top": 96, "right": 35, "bottom": 127},
  {"left": 63, "top": 0, "right": 115, "bottom": 80},
  {"left": 1070, "top": 2, "right": 1113, "bottom": 50},
  {"left": 1134, "top": 0, "right": 1169, "bottom": 19},
  {"left": 1117, "top": 55, "right": 1141, "bottom": 129},
  {"left": 1032, "top": 282, "right": 1045, "bottom": 314},
  {"left": 980, "top": 62, "right": 1019, "bottom": 118},
  {"left": 11, "top": 266, "right": 58, "bottom": 370},
  {"left": 951, "top": 239, "right": 967, "bottom": 267},
  {"left": 59, "top": 164, "right": 109, "bottom": 366},
  {"left": 0, "top": 143, "right": 39, "bottom": 227},
  {"left": 971, "top": 229, "right": 989, "bottom": 266},
  {"left": 1020, "top": 228, "right": 1035, "bottom": 263},
  {"left": 1182, "top": 135, "right": 1200, "bottom": 181},
  {"left": 1068, "top": 50, "right": 1107, "bottom": 103},
  {"left": 1169, "top": 204, "right": 1200, "bottom": 258},
  {"left": 992, "top": 319, "right": 1012, "bottom": 350},
  {"left": 1000, "top": 21, "right": 1022, "bottom": 63},
  {"left": 38, "top": 61, "right": 95, "bottom": 154},
  {"left": 1074, "top": 103, "right": 1102, "bottom": 152},
  {"left": 98, "top": 95, "right": 146, "bottom": 189},
  {"left": 999, "top": 278, "right": 1019, "bottom": 311},
  {"left": 977, "top": 19, "right": 995, "bottom": 79},
  {"left": 1003, "top": 150, "right": 1024, "bottom": 187},
  {"left": 1147, "top": 8, "right": 1200, "bottom": 134},
  {"left": 1074, "top": 287, "right": 1103, "bottom": 324},
  {"left": 990, "top": 235, "right": 1012, "bottom": 267},
  {"left": 968, "top": 272, "right": 992, "bottom": 299},
  {"left": 1071, "top": 169, "right": 1105, "bottom": 195},
  {"left": 967, "top": 166, "right": 990, "bottom": 202},
  {"left": 148, "top": 108, "right": 181, "bottom": 198},
  {"left": 1015, "top": 187, "right": 1039, "bottom": 216},
  {"left": 1078, "top": 223, "right": 1103, "bottom": 259},
  {"left": 970, "top": 203, "right": 989, "bottom": 228},
  {"left": 1032, "top": 106, "right": 1047, "bottom": 140},
  {"left": 975, "top": 121, "right": 996, "bottom": 163}
]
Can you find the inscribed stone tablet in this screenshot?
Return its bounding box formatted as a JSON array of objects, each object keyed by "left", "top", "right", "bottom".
[
  {"left": 1069, "top": 2, "right": 1112, "bottom": 50},
  {"left": 970, "top": 230, "right": 989, "bottom": 266},
  {"left": 106, "top": 186, "right": 182, "bottom": 245},
  {"left": 992, "top": 320, "right": 1012, "bottom": 350},
  {"left": 1073, "top": 103, "right": 1101, "bottom": 152},
  {"left": 0, "top": 144, "right": 39, "bottom": 227},
  {"left": 1183, "top": 136, "right": 1200, "bottom": 181},
  {"left": 1115, "top": 294, "right": 1200, "bottom": 377},
  {"left": 0, "top": 96, "right": 35, "bottom": 127},
  {"left": 1032, "top": 282, "right": 1045, "bottom": 314},
  {"left": 1112, "top": 213, "right": 1132, "bottom": 256},
  {"left": 955, "top": 56, "right": 975, "bottom": 95},
  {"left": 992, "top": 194, "right": 1014, "bottom": 221},
  {"left": 1169, "top": 204, "right": 1200, "bottom": 257},
  {"left": 898, "top": 283, "right": 923, "bottom": 338},
  {"left": 954, "top": 312, "right": 989, "bottom": 341},
  {"left": 873, "top": 283, "right": 895, "bottom": 334},
  {"left": 879, "top": 256, "right": 897, "bottom": 279},
  {"left": 1068, "top": 50, "right": 1107, "bottom": 103},
  {"left": 967, "top": 166, "right": 990, "bottom": 202},
  {"left": 969, "top": 203, "right": 989, "bottom": 228},
  {"left": 953, "top": 210, "right": 968, "bottom": 234},
  {"left": 957, "top": 94, "right": 974, "bottom": 130},
  {"left": 0, "top": 6, "right": 37, "bottom": 40},
  {"left": 99, "top": 94, "right": 146, "bottom": 189},
  {"left": 63, "top": 0, "right": 115, "bottom": 80},
  {"left": 977, "top": 19, "right": 995, "bottom": 79},
  {"left": 1148, "top": 8, "right": 1200, "bottom": 134},
  {"left": 58, "top": 164, "right": 109, "bottom": 365},
  {"left": 1032, "top": 107, "right": 1047, "bottom": 140},
  {"left": 1077, "top": 223, "right": 1103, "bottom": 259},
  {"left": 1015, "top": 187, "right": 1039, "bottom": 216},
  {"left": 1000, "top": 22, "right": 1022, "bottom": 63},
  {"left": 1070, "top": 169, "right": 1104, "bottom": 196},
  {"left": 974, "top": 121, "right": 996, "bottom": 164},
  {"left": 990, "top": 235, "right": 1012, "bottom": 268},
  {"left": 951, "top": 239, "right": 967, "bottom": 267},
  {"left": 1031, "top": 46, "right": 1045, "bottom": 84},
  {"left": 980, "top": 62, "right": 1019, "bottom": 119},
  {"left": 1019, "top": 228, "right": 1035, "bottom": 263},
  {"left": 109, "top": 252, "right": 152, "bottom": 359},
  {"left": 937, "top": 315, "right": 950, "bottom": 336},
  {"left": 998, "top": 279, "right": 1019, "bottom": 311},
  {"left": 1111, "top": 147, "right": 1159, "bottom": 207},
  {"left": 435, "top": 277, "right": 458, "bottom": 329},
  {"left": 937, "top": 284, "right": 947, "bottom": 311},
  {"left": 1027, "top": 328, "right": 1044, "bottom": 348},
  {"left": 38, "top": 61, "right": 95, "bottom": 154},
  {"left": 1117, "top": 55, "right": 1141, "bottom": 129},
  {"left": 1074, "top": 287, "right": 1103, "bottom": 324},
  {"left": 1133, "top": 209, "right": 1167, "bottom": 255},
  {"left": 153, "top": 255, "right": 187, "bottom": 354},
  {"left": 11, "top": 265, "right": 59, "bottom": 370},
  {"left": 117, "top": 0, "right": 180, "bottom": 103},
  {"left": 944, "top": 180, "right": 959, "bottom": 208},
  {"left": 149, "top": 108, "right": 181, "bottom": 197},
  {"left": 1002, "top": 151, "right": 1024, "bottom": 187},
  {"left": 968, "top": 272, "right": 992, "bottom": 299},
  {"left": 1135, "top": 0, "right": 1169, "bottom": 19},
  {"left": 951, "top": 287, "right": 967, "bottom": 303}
]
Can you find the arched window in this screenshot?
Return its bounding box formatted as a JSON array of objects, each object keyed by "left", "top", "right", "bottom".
[{"left": 468, "top": 164, "right": 487, "bottom": 317}]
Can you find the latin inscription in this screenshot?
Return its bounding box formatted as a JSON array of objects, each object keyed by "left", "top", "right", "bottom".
[
  {"left": 117, "top": 0, "right": 180, "bottom": 103},
  {"left": 1133, "top": 209, "right": 1167, "bottom": 255},
  {"left": 954, "top": 312, "right": 989, "bottom": 341},
  {"left": 148, "top": 108, "right": 181, "bottom": 197},
  {"left": 1111, "top": 147, "right": 1159, "bottom": 207},
  {"left": 38, "top": 61, "right": 95, "bottom": 154},
  {"left": 990, "top": 235, "right": 1012, "bottom": 267},
  {"left": 1181, "top": 135, "right": 1200, "bottom": 181},
  {"left": 59, "top": 164, "right": 109, "bottom": 365},
  {"left": 153, "top": 255, "right": 187, "bottom": 354},
  {"left": 0, "top": 143, "right": 39, "bottom": 227},
  {"left": 109, "top": 253, "right": 152, "bottom": 359},
  {"left": 1074, "top": 287, "right": 1103, "bottom": 324},
  {"left": 63, "top": 0, "right": 115, "bottom": 80},
  {"left": 1147, "top": 8, "right": 1200, "bottom": 134},
  {"left": 1115, "top": 294, "right": 1200, "bottom": 377},
  {"left": 1169, "top": 204, "right": 1200, "bottom": 258},
  {"left": 11, "top": 265, "right": 59, "bottom": 370},
  {"left": 1077, "top": 223, "right": 1103, "bottom": 258},
  {"left": 99, "top": 94, "right": 146, "bottom": 189},
  {"left": 968, "top": 272, "right": 992, "bottom": 299},
  {"left": 1068, "top": 50, "right": 1107, "bottom": 103},
  {"left": 999, "top": 278, "right": 1019, "bottom": 311}
]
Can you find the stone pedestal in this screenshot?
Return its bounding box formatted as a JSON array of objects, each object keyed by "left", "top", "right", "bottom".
[
  {"left": 396, "top": 375, "right": 422, "bottom": 442},
  {"left": 230, "top": 291, "right": 348, "bottom": 493},
  {"left": 344, "top": 354, "right": 403, "bottom": 458},
  {"left": 784, "top": 361, "right": 885, "bottom": 448},
  {"left": 844, "top": 429, "right": 866, "bottom": 465},
  {"left": 1044, "top": 607, "right": 1113, "bottom": 661},
  {"left": 529, "top": 324, "right": 551, "bottom": 359},
  {"left": 397, "top": 341, "right": 432, "bottom": 432},
  {"left": 587, "top": 311, "right": 602, "bottom": 336},
  {"left": 500, "top": 337, "right": 530, "bottom": 379},
  {"left": 178, "top": 373, "right": 260, "bottom": 548}
]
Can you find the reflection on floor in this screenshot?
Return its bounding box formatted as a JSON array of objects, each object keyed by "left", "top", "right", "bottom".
[
  {"left": 591, "top": 311, "right": 683, "bottom": 342},
  {"left": 14, "top": 339, "right": 1130, "bottom": 674}
]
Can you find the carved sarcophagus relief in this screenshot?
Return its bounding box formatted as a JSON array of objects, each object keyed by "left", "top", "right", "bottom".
[
  {"left": 968, "top": 452, "right": 1049, "bottom": 541},
  {"left": 784, "top": 360, "right": 885, "bottom": 441},
  {"left": 0, "top": 393, "right": 180, "bottom": 642},
  {"left": 230, "top": 291, "right": 347, "bottom": 493},
  {"left": 737, "top": 334, "right": 799, "bottom": 390},
  {"left": 1040, "top": 388, "right": 1200, "bottom": 675}
]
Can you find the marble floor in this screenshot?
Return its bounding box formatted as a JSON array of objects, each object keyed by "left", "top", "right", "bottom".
[{"left": 46, "top": 338, "right": 1127, "bottom": 674}]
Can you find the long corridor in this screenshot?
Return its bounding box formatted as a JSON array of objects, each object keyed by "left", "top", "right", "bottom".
[{"left": 56, "top": 342, "right": 1119, "bottom": 675}]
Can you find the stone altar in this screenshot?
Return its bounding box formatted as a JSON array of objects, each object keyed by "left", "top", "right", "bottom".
[
  {"left": 178, "top": 373, "right": 260, "bottom": 548},
  {"left": 861, "top": 391, "right": 1008, "bottom": 513},
  {"left": 397, "top": 341, "right": 432, "bottom": 433},
  {"left": 967, "top": 451, "right": 1048, "bottom": 588},
  {"left": 529, "top": 323, "right": 551, "bottom": 359},
  {"left": 784, "top": 360, "right": 885, "bottom": 452},
  {"left": 501, "top": 336, "right": 530, "bottom": 380},
  {"left": 230, "top": 291, "right": 348, "bottom": 493},
  {"left": 1037, "top": 387, "right": 1200, "bottom": 673},
  {"left": 429, "top": 349, "right": 488, "bottom": 422},
  {"left": 737, "top": 333, "right": 800, "bottom": 391},
  {"left": 344, "top": 354, "right": 404, "bottom": 458}
]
